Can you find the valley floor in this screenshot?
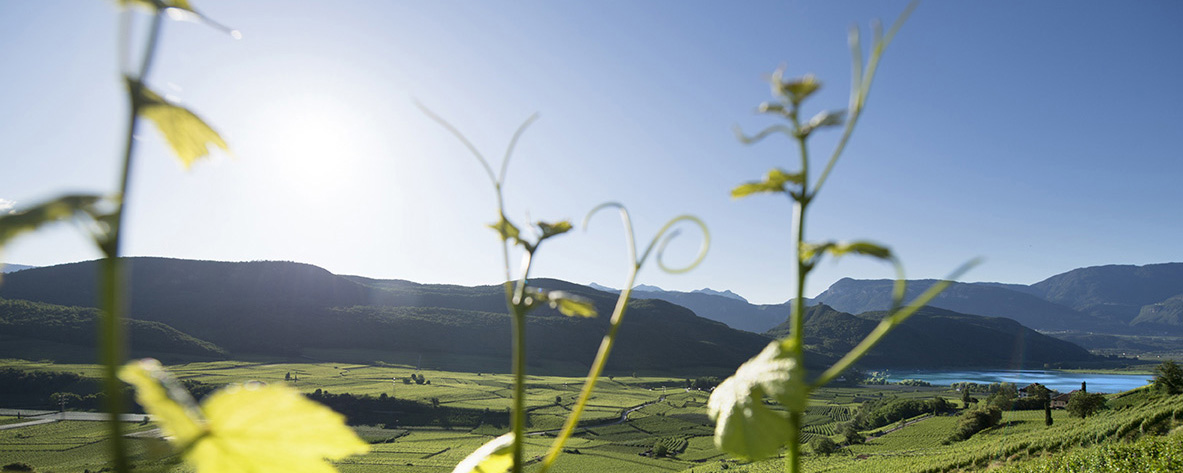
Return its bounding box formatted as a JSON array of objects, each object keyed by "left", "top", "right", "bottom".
[{"left": 1, "top": 360, "right": 1180, "bottom": 473}]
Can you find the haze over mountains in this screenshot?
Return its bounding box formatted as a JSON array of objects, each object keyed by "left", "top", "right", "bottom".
[
  {"left": 624, "top": 263, "right": 1183, "bottom": 336},
  {"left": 0, "top": 263, "right": 35, "bottom": 273},
  {"left": 0, "top": 258, "right": 1177, "bottom": 373}
]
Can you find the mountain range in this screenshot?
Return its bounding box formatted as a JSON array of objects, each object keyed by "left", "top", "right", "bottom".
[
  {"left": 615, "top": 263, "right": 1183, "bottom": 337},
  {"left": 0, "top": 258, "right": 770, "bottom": 374},
  {"left": 770, "top": 304, "right": 1095, "bottom": 369},
  {"left": 1, "top": 257, "right": 1164, "bottom": 374}
]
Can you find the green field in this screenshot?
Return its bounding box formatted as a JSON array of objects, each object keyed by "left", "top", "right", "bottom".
[{"left": 0, "top": 360, "right": 1178, "bottom": 473}]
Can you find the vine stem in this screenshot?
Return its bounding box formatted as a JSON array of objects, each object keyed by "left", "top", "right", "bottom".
[
  {"left": 538, "top": 267, "right": 638, "bottom": 472},
  {"left": 785, "top": 104, "right": 811, "bottom": 473},
  {"left": 102, "top": 9, "right": 165, "bottom": 473},
  {"left": 508, "top": 248, "right": 535, "bottom": 473}
]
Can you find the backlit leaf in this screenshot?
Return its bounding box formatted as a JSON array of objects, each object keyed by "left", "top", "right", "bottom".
[
  {"left": 798, "top": 110, "right": 846, "bottom": 137},
  {"left": 774, "top": 73, "right": 821, "bottom": 106},
  {"left": 708, "top": 340, "right": 805, "bottom": 459},
  {"left": 0, "top": 195, "right": 105, "bottom": 249},
  {"left": 831, "top": 241, "right": 892, "bottom": 259},
  {"left": 118, "top": 0, "right": 195, "bottom": 12},
  {"left": 731, "top": 168, "right": 803, "bottom": 199},
  {"left": 117, "top": 359, "right": 204, "bottom": 445},
  {"left": 135, "top": 84, "right": 228, "bottom": 169},
  {"left": 120, "top": 359, "right": 369, "bottom": 473},
  {"left": 536, "top": 220, "right": 573, "bottom": 240},
  {"left": 546, "top": 291, "right": 597, "bottom": 318},
  {"left": 487, "top": 216, "right": 521, "bottom": 242},
  {"left": 453, "top": 433, "right": 513, "bottom": 473}
]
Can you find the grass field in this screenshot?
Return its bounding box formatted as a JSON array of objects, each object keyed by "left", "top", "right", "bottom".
[{"left": 0, "top": 359, "right": 1175, "bottom": 473}]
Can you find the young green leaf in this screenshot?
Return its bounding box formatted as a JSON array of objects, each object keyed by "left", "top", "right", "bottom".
[
  {"left": 487, "top": 216, "right": 521, "bottom": 243},
  {"left": 708, "top": 340, "right": 806, "bottom": 459},
  {"left": 802, "top": 240, "right": 893, "bottom": 262},
  {"left": 0, "top": 195, "right": 105, "bottom": 248},
  {"left": 453, "top": 433, "right": 514, "bottom": 473},
  {"left": 115, "top": 359, "right": 204, "bottom": 444},
  {"left": 135, "top": 84, "right": 229, "bottom": 169},
  {"left": 775, "top": 73, "right": 821, "bottom": 107},
  {"left": 120, "top": 359, "right": 369, "bottom": 473},
  {"left": 798, "top": 110, "right": 846, "bottom": 138},
  {"left": 731, "top": 168, "right": 804, "bottom": 199},
  {"left": 536, "top": 220, "right": 573, "bottom": 241},
  {"left": 119, "top": 0, "right": 195, "bottom": 12},
  {"left": 546, "top": 291, "right": 597, "bottom": 318}
]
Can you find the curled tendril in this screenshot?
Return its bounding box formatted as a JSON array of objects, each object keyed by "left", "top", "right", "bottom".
[
  {"left": 646, "top": 215, "right": 710, "bottom": 274},
  {"left": 583, "top": 204, "right": 709, "bottom": 275},
  {"left": 583, "top": 202, "right": 638, "bottom": 270}
]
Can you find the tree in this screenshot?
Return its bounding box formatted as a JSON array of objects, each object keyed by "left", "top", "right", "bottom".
[
  {"left": 1154, "top": 361, "right": 1183, "bottom": 395},
  {"left": 809, "top": 437, "right": 837, "bottom": 455},
  {"left": 838, "top": 422, "right": 864, "bottom": 445},
  {"left": 987, "top": 383, "right": 1017, "bottom": 411},
  {"left": 1066, "top": 392, "right": 1106, "bottom": 418},
  {"left": 961, "top": 388, "right": 971, "bottom": 407},
  {"left": 284, "top": 372, "right": 291, "bottom": 381},
  {"left": 555, "top": 396, "right": 562, "bottom": 406},
  {"left": 653, "top": 441, "right": 669, "bottom": 458},
  {"left": 947, "top": 406, "right": 1002, "bottom": 442},
  {"left": 1027, "top": 384, "right": 1053, "bottom": 426}
]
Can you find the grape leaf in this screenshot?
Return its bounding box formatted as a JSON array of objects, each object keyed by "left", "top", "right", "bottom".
[
  {"left": 120, "top": 359, "right": 369, "bottom": 473},
  {"left": 135, "top": 84, "right": 229, "bottom": 169}
]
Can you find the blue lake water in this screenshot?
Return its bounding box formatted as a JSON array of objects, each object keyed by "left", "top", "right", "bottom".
[{"left": 885, "top": 370, "right": 1153, "bottom": 394}]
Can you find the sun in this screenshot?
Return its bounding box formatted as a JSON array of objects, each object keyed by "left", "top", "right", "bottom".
[{"left": 260, "top": 93, "right": 369, "bottom": 190}]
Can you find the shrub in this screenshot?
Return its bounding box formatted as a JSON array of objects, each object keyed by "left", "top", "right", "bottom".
[
  {"left": 1067, "top": 392, "right": 1108, "bottom": 418},
  {"left": 947, "top": 406, "right": 1002, "bottom": 442},
  {"left": 810, "top": 437, "right": 837, "bottom": 455}
]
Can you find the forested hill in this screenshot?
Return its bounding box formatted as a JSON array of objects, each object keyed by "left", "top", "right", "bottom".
[
  {"left": 0, "top": 258, "right": 770, "bottom": 374},
  {"left": 1029, "top": 263, "right": 1183, "bottom": 327},
  {"left": 0, "top": 298, "right": 225, "bottom": 359},
  {"left": 765, "top": 304, "right": 1096, "bottom": 369},
  {"left": 812, "top": 262, "right": 1183, "bottom": 335}
]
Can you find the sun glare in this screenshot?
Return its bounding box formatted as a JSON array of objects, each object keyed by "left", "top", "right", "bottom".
[{"left": 262, "top": 94, "right": 368, "bottom": 189}]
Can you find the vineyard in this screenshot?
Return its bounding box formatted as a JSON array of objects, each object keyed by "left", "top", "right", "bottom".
[
  {"left": 0, "top": 360, "right": 1175, "bottom": 473},
  {"left": 723, "top": 388, "right": 1183, "bottom": 473}
]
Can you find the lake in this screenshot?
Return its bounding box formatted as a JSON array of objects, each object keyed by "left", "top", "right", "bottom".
[{"left": 885, "top": 369, "right": 1153, "bottom": 394}]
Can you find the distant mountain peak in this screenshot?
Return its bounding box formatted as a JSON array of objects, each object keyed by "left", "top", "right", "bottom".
[
  {"left": 692, "top": 288, "right": 748, "bottom": 303},
  {"left": 633, "top": 284, "right": 665, "bottom": 292},
  {"left": 587, "top": 282, "right": 618, "bottom": 293},
  {"left": 1, "top": 263, "right": 36, "bottom": 274}
]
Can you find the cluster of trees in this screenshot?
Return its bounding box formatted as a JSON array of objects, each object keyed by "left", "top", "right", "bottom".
[
  {"left": 848, "top": 396, "right": 954, "bottom": 431},
  {"left": 684, "top": 377, "right": 720, "bottom": 390},
  {"left": 946, "top": 405, "right": 1003, "bottom": 442},
  {"left": 306, "top": 389, "right": 504, "bottom": 427},
  {"left": 0, "top": 368, "right": 107, "bottom": 410},
  {"left": 1154, "top": 361, "right": 1183, "bottom": 395}
]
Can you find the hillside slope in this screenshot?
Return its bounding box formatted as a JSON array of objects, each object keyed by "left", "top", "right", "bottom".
[
  {"left": 765, "top": 304, "right": 1096, "bottom": 369},
  {"left": 813, "top": 278, "right": 1116, "bottom": 332},
  {"left": 0, "top": 297, "right": 225, "bottom": 358},
  {"left": 1030, "top": 263, "right": 1183, "bottom": 324},
  {"left": 0, "top": 258, "right": 770, "bottom": 373}
]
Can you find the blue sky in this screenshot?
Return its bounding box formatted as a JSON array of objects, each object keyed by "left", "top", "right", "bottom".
[{"left": 1, "top": 1, "right": 1180, "bottom": 304}]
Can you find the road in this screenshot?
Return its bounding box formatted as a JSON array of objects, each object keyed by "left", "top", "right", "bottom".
[
  {"left": 0, "top": 408, "right": 153, "bottom": 430},
  {"left": 526, "top": 396, "right": 665, "bottom": 436}
]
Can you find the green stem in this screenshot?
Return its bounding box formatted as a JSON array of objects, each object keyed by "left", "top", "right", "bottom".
[
  {"left": 102, "top": 11, "right": 165, "bottom": 473},
  {"left": 538, "top": 267, "right": 638, "bottom": 472},
  {"left": 508, "top": 249, "right": 536, "bottom": 473},
  {"left": 786, "top": 112, "right": 810, "bottom": 473},
  {"left": 510, "top": 303, "right": 527, "bottom": 473}
]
